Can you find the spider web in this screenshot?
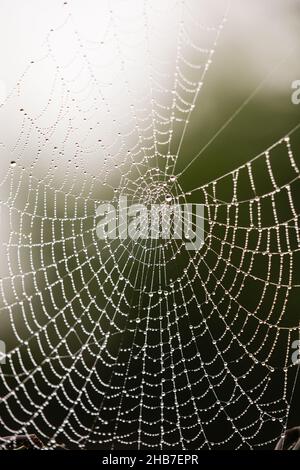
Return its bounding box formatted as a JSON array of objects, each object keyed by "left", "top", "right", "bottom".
[{"left": 0, "top": 0, "right": 299, "bottom": 450}]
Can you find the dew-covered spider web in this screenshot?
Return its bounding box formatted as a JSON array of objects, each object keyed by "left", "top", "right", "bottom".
[{"left": 0, "top": 0, "right": 300, "bottom": 450}]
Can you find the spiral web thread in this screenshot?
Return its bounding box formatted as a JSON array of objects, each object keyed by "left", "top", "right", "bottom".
[{"left": 0, "top": 0, "right": 299, "bottom": 450}]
